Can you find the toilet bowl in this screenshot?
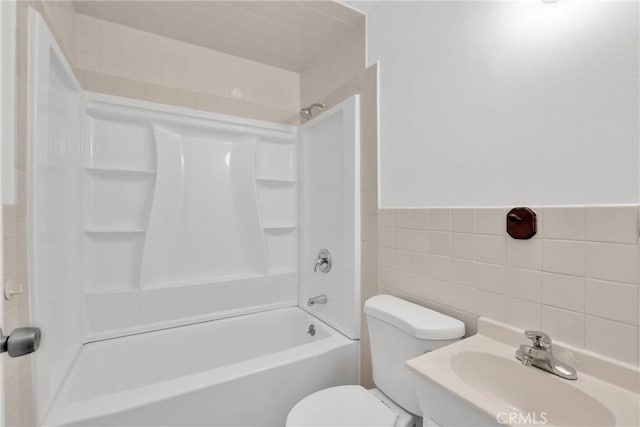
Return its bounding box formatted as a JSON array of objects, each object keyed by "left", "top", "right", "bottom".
[
  {"left": 286, "top": 385, "right": 416, "bottom": 427},
  {"left": 286, "top": 295, "right": 465, "bottom": 427}
]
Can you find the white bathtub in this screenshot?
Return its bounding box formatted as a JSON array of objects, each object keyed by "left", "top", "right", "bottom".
[{"left": 43, "top": 307, "right": 359, "bottom": 426}]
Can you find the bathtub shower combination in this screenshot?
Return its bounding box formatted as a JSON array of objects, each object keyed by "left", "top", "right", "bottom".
[{"left": 27, "top": 10, "right": 360, "bottom": 426}]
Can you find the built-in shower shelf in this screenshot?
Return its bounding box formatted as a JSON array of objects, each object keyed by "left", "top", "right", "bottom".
[
  {"left": 263, "top": 224, "right": 297, "bottom": 230},
  {"left": 85, "top": 166, "right": 156, "bottom": 174},
  {"left": 268, "top": 270, "right": 297, "bottom": 276},
  {"left": 84, "top": 229, "right": 146, "bottom": 234},
  {"left": 142, "top": 273, "right": 267, "bottom": 291},
  {"left": 85, "top": 288, "right": 138, "bottom": 296},
  {"left": 256, "top": 177, "right": 296, "bottom": 184}
]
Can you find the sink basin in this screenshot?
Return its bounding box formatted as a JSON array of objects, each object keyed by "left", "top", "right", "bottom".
[
  {"left": 407, "top": 319, "right": 639, "bottom": 427},
  {"left": 451, "top": 351, "right": 616, "bottom": 427}
]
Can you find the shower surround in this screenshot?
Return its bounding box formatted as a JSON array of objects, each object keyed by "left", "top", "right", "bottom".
[
  {"left": 27, "top": 9, "right": 362, "bottom": 425},
  {"left": 81, "top": 93, "right": 300, "bottom": 340}
]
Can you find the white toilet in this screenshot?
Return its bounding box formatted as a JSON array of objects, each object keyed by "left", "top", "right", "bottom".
[{"left": 286, "top": 295, "right": 465, "bottom": 427}]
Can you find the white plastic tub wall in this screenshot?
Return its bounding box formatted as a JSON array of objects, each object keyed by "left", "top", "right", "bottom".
[{"left": 44, "top": 307, "right": 359, "bottom": 426}]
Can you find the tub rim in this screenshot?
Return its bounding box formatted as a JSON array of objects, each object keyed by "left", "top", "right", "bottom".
[{"left": 44, "top": 307, "right": 358, "bottom": 426}]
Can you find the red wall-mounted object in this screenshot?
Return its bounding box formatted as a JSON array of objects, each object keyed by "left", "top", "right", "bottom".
[{"left": 506, "top": 207, "right": 537, "bottom": 239}]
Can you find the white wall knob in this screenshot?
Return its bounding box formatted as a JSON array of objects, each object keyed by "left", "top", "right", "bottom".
[{"left": 4, "top": 280, "right": 23, "bottom": 301}]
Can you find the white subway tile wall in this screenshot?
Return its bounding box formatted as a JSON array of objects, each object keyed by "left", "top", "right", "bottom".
[{"left": 378, "top": 207, "right": 640, "bottom": 365}]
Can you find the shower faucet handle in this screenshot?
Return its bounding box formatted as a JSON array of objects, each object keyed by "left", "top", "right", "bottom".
[{"left": 313, "top": 249, "right": 331, "bottom": 273}]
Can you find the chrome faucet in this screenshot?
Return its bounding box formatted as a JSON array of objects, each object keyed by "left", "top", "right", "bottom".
[
  {"left": 313, "top": 249, "right": 331, "bottom": 273},
  {"left": 307, "top": 295, "right": 327, "bottom": 306},
  {"left": 515, "top": 330, "right": 577, "bottom": 380}
]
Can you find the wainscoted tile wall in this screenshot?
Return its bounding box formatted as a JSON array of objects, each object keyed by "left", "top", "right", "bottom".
[
  {"left": 378, "top": 206, "right": 640, "bottom": 366},
  {"left": 74, "top": 13, "right": 301, "bottom": 125}
]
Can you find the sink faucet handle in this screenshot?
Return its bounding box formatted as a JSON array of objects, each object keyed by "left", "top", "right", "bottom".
[{"left": 524, "top": 330, "right": 552, "bottom": 350}]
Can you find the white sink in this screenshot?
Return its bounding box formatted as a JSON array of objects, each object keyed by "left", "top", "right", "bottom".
[
  {"left": 451, "top": 351, "right": 616, "bottom": 427},
  {"left": 407, "top": 318, "right": 640, "bottom": 427}
]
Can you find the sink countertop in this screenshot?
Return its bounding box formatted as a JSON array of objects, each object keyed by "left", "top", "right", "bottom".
[{"left": 406, "top": 318, "right": 640, "bottom": 427}]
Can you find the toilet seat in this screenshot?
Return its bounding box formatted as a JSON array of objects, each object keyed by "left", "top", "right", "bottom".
[{"left": 286, "top": 385, "right": 398, "bottom": 427}]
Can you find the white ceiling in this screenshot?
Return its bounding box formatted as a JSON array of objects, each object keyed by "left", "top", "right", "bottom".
[{"left": 72, "top": 1, "right": 365, "bottom": 73}]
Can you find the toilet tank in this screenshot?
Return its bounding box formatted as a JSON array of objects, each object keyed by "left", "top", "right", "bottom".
[{"left": 364, "top": 295, "right": 465, "bottom": 415}]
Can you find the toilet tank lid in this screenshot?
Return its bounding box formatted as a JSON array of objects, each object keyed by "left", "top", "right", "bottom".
[{"left": 364, "top": 295, "right": 465, "bottom": 340}]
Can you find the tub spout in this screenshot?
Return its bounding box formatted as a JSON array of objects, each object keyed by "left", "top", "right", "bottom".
[{"left": 307, "top": 295, "right": 327, "bottom": 306}]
